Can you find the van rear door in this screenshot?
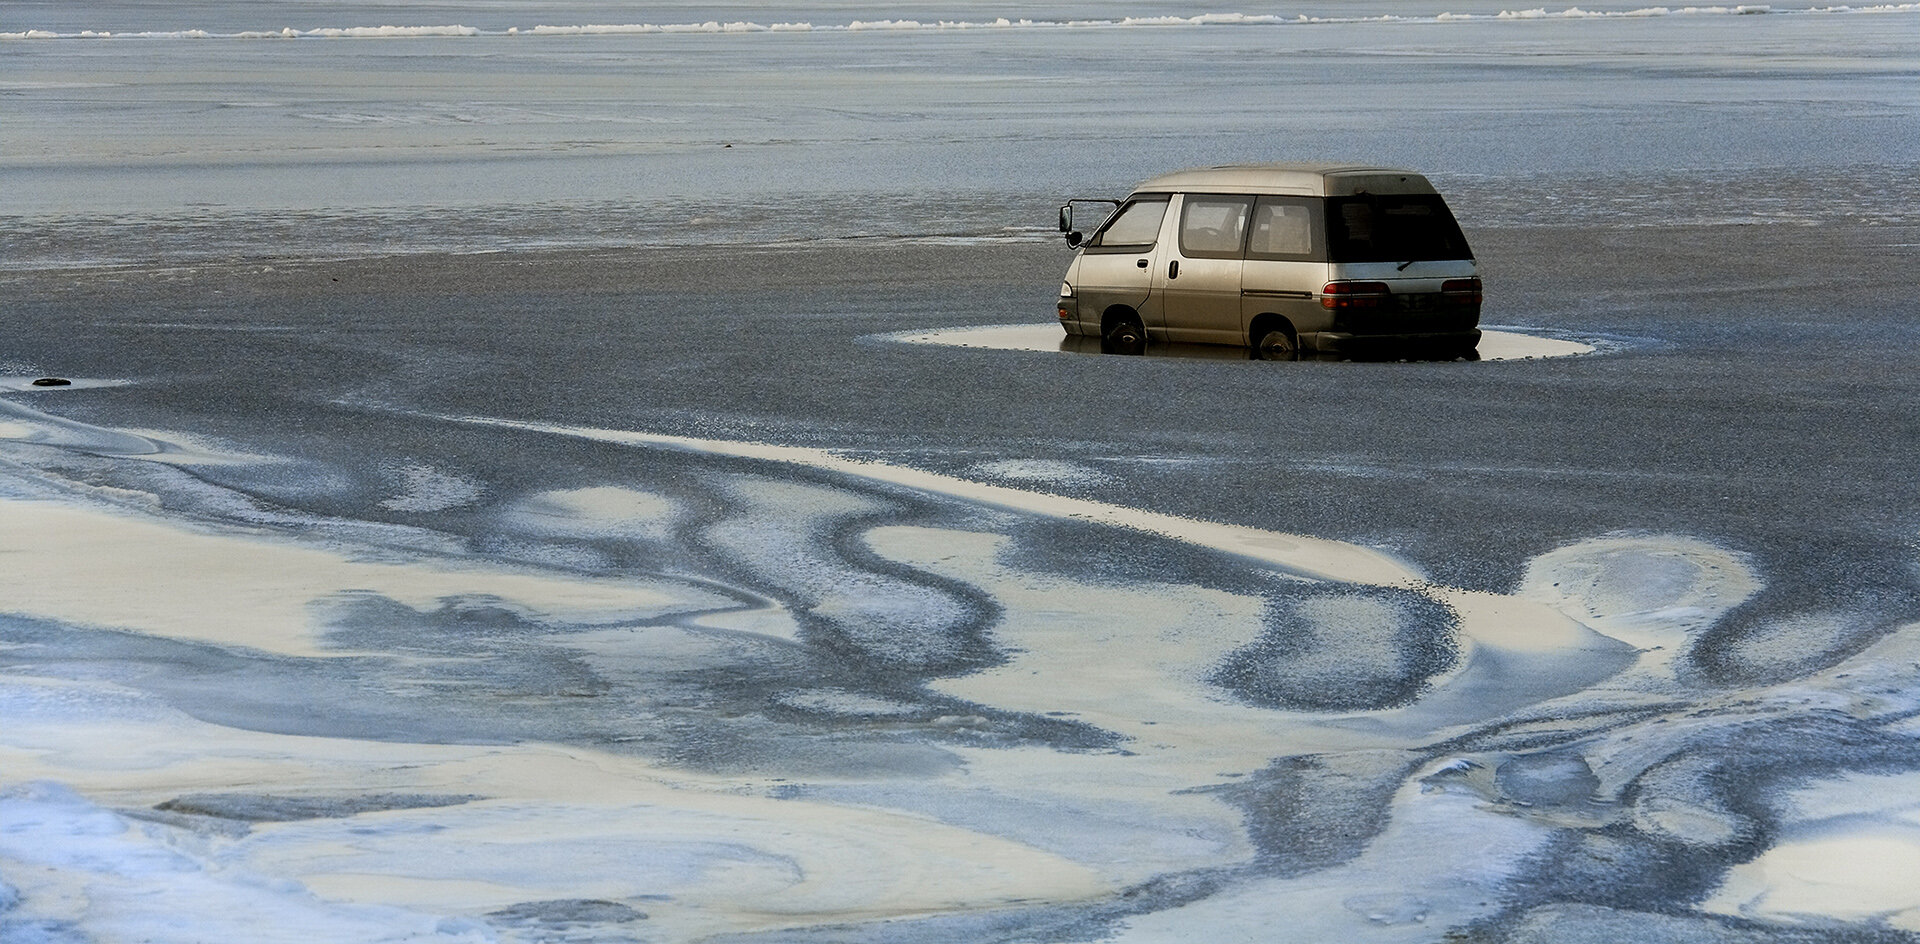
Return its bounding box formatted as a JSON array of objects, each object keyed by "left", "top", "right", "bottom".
[{"left": 1156, "top": 193, "right": 1251, "bottom": 344}]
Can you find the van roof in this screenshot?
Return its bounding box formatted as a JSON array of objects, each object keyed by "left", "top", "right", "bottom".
[{"left": 1130, "top": 163, "right": 1441, "bottom": 197}]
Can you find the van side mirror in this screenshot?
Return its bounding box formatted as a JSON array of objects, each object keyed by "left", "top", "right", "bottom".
[{"left": 1058, "top": 204, "right": 1072, "bottom": 233}]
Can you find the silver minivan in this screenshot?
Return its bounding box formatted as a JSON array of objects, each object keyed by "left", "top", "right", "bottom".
[{"left": 1056, "top": 163, "right": 1482, "bottom": 359}]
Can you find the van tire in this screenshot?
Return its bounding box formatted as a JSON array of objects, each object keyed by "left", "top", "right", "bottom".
[
  {"left": 1253, "top": 325, "right": 1297, "bottom": 361},
  {"left": 1102, "top": 315, "right": 1146, "bottom": 356}
]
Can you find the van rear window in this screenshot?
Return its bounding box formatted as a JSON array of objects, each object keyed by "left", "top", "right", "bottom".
[{"left": 1326, "top": 195, "right": 1472, "bottom": 264}]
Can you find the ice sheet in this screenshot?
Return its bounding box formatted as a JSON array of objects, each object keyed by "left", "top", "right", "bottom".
[
  {"left": 5, "top": 1, "right": 1920, "bottom": 938},
  {"left": 6, "top": 394, "right": 1920, "bottom": 941},
  {"left": 4, "top": 1, "right": 1914, "bottom": 265}
]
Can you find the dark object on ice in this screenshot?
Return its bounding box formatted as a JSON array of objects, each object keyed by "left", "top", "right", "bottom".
[
  {"left": 488, "top": 899, "right": 648, "bottom": 925},
  {"left": 30, "top": 377, "right": 71, "bottom": 386},
  {"left": 154, "top": 791, "right": 480, "bottom": 821}
]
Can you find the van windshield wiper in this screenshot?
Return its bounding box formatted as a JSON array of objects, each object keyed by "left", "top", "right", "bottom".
[{"left": 1397, "top": 258, "right": 1418, "bottom": 271}]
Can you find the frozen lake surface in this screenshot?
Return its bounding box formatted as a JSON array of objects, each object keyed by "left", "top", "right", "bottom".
[
  {"left": 4, "top": 2, "right": 1920, "bottom": 942},
  {"left": 5, "top": 0, "right": 1918, "bottom": 264}
]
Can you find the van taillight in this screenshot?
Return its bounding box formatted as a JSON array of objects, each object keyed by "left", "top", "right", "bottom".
[
  {"left": 1320, "top": 281, "right": 1391, "bottom": 310},
  {"left": 1442, "top": 278, "right": 1483, "bottom": 304}
]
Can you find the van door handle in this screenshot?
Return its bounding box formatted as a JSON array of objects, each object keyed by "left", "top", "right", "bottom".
[
  {"left": 1168, "top": 260, "right": 1180, "bottom": 280},
  {"left": 1136, "top": 258, "right": 1149, "bottom": 268}
]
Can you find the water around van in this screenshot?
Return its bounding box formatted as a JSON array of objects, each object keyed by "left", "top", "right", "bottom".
[
  {"left": 895, "top": 323, "right": 1598, "bottom": 360},
  {"left": 4, "top": 2, "right": 1920, "bottom": 942}
]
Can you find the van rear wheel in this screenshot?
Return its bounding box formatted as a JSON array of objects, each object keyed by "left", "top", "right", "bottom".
[{"left": 1253, "top": 327, "right": 1297, "bottom": 362}]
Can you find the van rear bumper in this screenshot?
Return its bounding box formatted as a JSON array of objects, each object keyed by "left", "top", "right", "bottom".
[{"left": 1303, "top": 328, "right": 1482, "bottom": 355}]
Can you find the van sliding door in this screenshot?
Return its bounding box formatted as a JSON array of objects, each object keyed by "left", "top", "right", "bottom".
[
  {"left": 1240, "top": 195, "right": 1329, "bottom": 344},
  {"left": 1156, "top": 194, "right": 1251, "bottom": 345}
]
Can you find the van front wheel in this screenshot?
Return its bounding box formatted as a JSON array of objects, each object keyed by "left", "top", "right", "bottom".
[
  {"left": 1253, "top": 327, "right": 1297, "bottom": 362},
  {"left": 1102, "top": 316, "right": 1146, "bottom": 356}
]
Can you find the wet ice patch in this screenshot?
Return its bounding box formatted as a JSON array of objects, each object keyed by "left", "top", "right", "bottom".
[
  {"left": 378, "top": 461, "right": 483, "bottom": 512},
  {"left": 1112, "top": 761, "right": 1558, "bottom": 944},
  {"left": 501, "top": 485, "right": 682, "bottom": 541},
  {"left": 488, "top": 898, "right": 648, "bottom": 927},
  {"left": 684, "top": 606, "right": 806, "bottom": 644},
  {"left": 0, "top": 396, "right": 164, "bottom": 456},
  {"left": 1342, "top": 892, "right": 1431, "bottom": 926},
  {"left": 1499, "top": 903, "right": 1797, "bottom": 942},
  {"left": 1714, "top": 772, "right": 1920, "bottom": 928},
  {"left": 1211, "top": 588, "right": 1459, "bottom": 711},
  {"left": 965, "top": 458, "right": 1115, "bottom": 488},
  {"left": 434, "top": 415, "right": 1424, "bottom": 585},
  {"left": 866, "top": 527, "right": 1305, "bottom": 855},
  {"left": 154, "top": 792, "right": 481, "bottom": 823},
  {"left": 1495, "top": 752, "right": 1600, "bottom": 808},
  {"left": 1705, "top": 829, "right": 1920, "bottom": 931},
  {"left": 2, "top": 671, "right": 1107, "bottom": 939},
  {"left": 771, "top": 688, "right": 926, "bottom": 718},
  {"left": 1698, "top": 609, "right": 1884, "bottom": 684},
  {"left": 0, "top": 782, "right": 492, "bottom": 943},
  {"left": 1209, "top": 750, "right": 1425, "bottom": 877},
  {"left": 229, "top": 794, "right": 1104, "bottom": 937},
  {"left": 1773, "top": 770, "right": 1920, "bottom": 825},
  {"left": 1628, "top": 755, "right": 1753, "bottom": 847},
  {"left": 700, "top": 476, "right": 994, "bottom": 673},
  {"left": 243, "top": 806, "right": 806, "bottom": 916},
  {"left": 0, "top": 401, "right": 290, "bottom": 471},
  {"left": 118, "top": 428, "right": 286, "bottom": 466},
  {"left": 0, "top": 497, "right": 709, "bottom": 656},
  {"left": 1519, "top": 533, "right": 1758, "bottom": 655}
]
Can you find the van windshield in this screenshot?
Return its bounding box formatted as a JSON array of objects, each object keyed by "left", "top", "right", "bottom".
[{"left": 1325, "top": 194, "right": 1472, "bottom": 264}]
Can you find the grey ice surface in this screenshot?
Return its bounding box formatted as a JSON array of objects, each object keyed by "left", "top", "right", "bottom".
[{"left": 4, "top": 2, "right": 1920, "bottom": 942}]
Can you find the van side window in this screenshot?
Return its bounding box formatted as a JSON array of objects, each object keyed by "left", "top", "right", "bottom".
[
  {"left": 1178, "top": 195, "right": 1252, "bottom": 259},
  {"left": 1087, "top": 196, "right": 1169, "bottom": 250},
  {"left": 1246, "top": 196, "right": 1324, "bottom": 262}
]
